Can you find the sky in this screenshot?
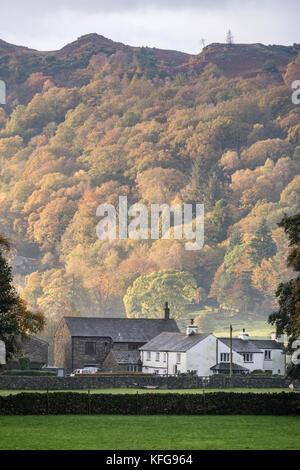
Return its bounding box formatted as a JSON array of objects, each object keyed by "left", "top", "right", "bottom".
[{"left": 0, "top": 0, "right": 299, "bottom": 54}]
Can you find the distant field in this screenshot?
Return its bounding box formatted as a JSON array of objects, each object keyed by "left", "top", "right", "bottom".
[
  {"left": 0, "top": 388, "right": 292, "bottom": 396},
  {"left": 191, "top": 310, "right": 274, "bottom": 338},
  {"left": 1, "top": 415, "right": 299, "bottom": 450}
]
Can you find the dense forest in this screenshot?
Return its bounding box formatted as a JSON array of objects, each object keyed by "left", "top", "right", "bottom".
[{"left": 0, "top": 34, "right": 300, "bottom": 348}]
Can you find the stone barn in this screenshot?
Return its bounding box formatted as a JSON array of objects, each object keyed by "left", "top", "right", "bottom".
[{"left": 54, "top": 306, "right": 179, "bottom": 373}]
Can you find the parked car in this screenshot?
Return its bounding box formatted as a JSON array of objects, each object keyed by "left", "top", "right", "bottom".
[
  {"left": 81, "top": 367, "right": 101, "bottom": 374},
  {"left": 70, "top": 369, "right": 83, "bottom": 376},
  {"left": 70, "top": 367, "right": 101, "bottom": 376}
]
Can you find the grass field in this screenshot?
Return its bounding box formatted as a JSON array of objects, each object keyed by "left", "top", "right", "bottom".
[
  {"left": 0, "top": 387, "right": 293, "bottom": 396},
  {"left": 1, "top": 415, "right": 299, "bottom": 450}
]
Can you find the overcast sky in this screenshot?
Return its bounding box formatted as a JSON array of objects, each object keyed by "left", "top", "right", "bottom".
[{"left": 0, "top": 0, "right": 299, "bottom": 54}]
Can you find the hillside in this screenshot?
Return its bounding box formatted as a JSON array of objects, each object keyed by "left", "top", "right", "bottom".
[{"left": 0, "top": 34, "right": 299, "bottom": 348}]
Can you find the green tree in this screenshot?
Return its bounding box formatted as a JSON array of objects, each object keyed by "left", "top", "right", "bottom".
[
  {"left": 269, "top": 209, "right": 300, "bottom": 352},
  {"left": 205, "top": 199, "right": 233, "bottom": 245},
  {"left": 123, "top": 269, "right": 197, "bottom": 320},
  {"left": 248, "top": 218, "right": 277, "bottom": 266},
  {"left": 0, "top": 236, "right": 45, "bottom": 360}
]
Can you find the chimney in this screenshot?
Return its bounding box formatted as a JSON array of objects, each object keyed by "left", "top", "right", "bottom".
[
  {"left": 271, "top": 332, "right": 285, "bottom": 343},
  {"left": 238, "top": 328, "right": 249, "bottom": 341},
  {"left": 186, "top": 318, "right": 198, "bottom": 336},
  {"left": 164, "top": 302, "right": 170, "bottom": 320}
]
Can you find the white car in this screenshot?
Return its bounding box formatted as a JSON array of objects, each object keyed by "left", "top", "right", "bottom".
[
  {"left": 81, "top": 367, "right": 101, "bottom": 374},
  {"left": 70, "top": 369, "right": 83, "bottom": 376}
]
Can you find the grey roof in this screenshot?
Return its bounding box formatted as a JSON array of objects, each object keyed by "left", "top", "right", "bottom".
[
  {"left": 63, "top": 317, "right": 179, "bottom": 342},
  {"left": 250, "top": 339, "right": 284, "bottom": 350},
  {"left": 111, "top": 350, "right": 141, "bottom": 364},
  {"left": 139, "top": 332, "right": 210, "bottom": 352},
  {"left": 218, "top": 338, "right": 263, "bottom": 353},
  {"left": 211, "top": 362, "right": 249, "bottom": 372},
  {"left": 218, "top": 338, "right": 284, "bottom": 353}
]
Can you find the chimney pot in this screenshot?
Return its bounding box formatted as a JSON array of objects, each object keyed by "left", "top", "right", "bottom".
[
  {"left": 164, "top": 302, "right": 170, "bottom": 320},
  {"left": 186, "top": 319, "right": 198, "bottom": 336}
]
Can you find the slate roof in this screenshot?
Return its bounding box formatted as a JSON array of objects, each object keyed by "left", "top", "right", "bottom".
[
  {"left": 249, "top": 339, "right": 284, "bottom": 350},
  {"left": 218, "top": 338, "right": 262, "bottom": 353},
  {"left": 111, "top": 350, "right": 141, "bottom": 364},
  {"left": 63, "top": 317, "right": 179, "bottom": 342},
  {"left": 139, "top": 331, "right": 210, "bottom": 352},
  {"left": 210, "top": 362, "right": 249, "bottom": 372},
  {"left": 217, "top": 338, "right": 283, "bottom": 353}
]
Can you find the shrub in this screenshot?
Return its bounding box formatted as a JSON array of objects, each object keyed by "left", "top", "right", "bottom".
[
  {"left": 1, "top": 370, "right": 56, "bottom": 376},
  {"left": 0, "top": 392, "right": 299, "bottom": 415},
  {"left": 19, "top": 356, "right": 30, "bottom": 371}
]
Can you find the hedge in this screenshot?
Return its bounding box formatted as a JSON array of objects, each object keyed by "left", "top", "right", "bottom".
[
  {"left": 1, "top": 392, "right": 300, "bottom": 415},
  {"left": 1, "top": 370, "right": 56, "bottom": 376}
]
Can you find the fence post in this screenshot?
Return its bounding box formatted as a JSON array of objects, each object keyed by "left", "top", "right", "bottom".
[
  {"left": 87, "top": 389, "right": 91, "bottom": 415},
  {"left": 46, "top": 389, "right": 49, "bottom": 415}
]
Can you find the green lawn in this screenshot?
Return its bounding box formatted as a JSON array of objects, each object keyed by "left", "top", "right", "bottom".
[
  {"left": 0, "top": 415, "right": 299, "bottom": 450},
  {"left": 0, "top": 387, "right": 293, "bottom": 396}
]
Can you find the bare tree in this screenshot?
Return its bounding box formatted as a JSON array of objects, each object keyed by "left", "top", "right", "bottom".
[
  {"left": 200, "top": 38, "right": 206, "bottom": 50},
  {"left": 226, "top": 29, "right": 234, "bottom": 45}
]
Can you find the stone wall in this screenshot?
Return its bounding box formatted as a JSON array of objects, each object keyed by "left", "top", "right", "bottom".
[
  {"left": 0, "top": 374, "right": 298, "bottom": 391},
  {"left": 71, "top": 337, "right": 113, "bottom": 372}
]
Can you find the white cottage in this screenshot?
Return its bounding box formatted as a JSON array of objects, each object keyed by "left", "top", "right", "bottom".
[
  {"left": 139, "top": 320, "right": 217, "bottom": 376},
  {"left": 140, "top": 322, "right": 286, "bottom": 377},
  {"left": 213, "top": 329, "right": 286, "bottom": 376}
]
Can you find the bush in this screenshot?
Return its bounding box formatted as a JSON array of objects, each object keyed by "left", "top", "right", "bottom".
[
  {"left": 19, "top": 356, "right": 30, "bottom": 371},
  {"left": 251, "top": 370, "right": 272, "bottom": 376},
  {"left": 0, "top": 392, "right": 299, "bottom": 415}
]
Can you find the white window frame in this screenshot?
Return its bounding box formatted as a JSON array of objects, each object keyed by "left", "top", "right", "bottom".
[
  {"left": 163, "top": 352, "right": 167, "bottom": 363},
  {"left": 146, "top": 351, "right": 151, "bottom": 361},
  {"left": 155, "top": 352, "right": 160, "bottom": 362},
  {"left": 264, "top": 350, "right": 271, "bottom": 361},
  {"left": 176, "top": 353, "right": 181, "bottom": 364},
  {"left": 220, "top": 353, "right": 230, "bottom": 362},
  {"left": 243, "top": 353, "right": 253, "bottom": 363}
]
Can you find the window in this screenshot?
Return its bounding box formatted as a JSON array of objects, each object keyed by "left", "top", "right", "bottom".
[
  {"left": 176, "top": 353, "right": 181, "bottom": 364},
  {"left": 104, "top": 342, "right": 109, "bottom": 353},
  {"left": 220, "top": 353, "right": 230, "bottom": 362},
  {"left": 146, "top": 351, "right": 151, "bottom": 361},
  {"left": 85, "top": 342, "right": 96, "bottom": 355},
  {"left": 156, "top": 352, "right": 160, "bottom": 362},
  {"left": 163, "top": 352, "right": 167, "bottom": 363},
  {"left": 243, "top": 353, "right": 253, "bottom": 362},
  {"left": 128, "top": 365, "right": 138, "bottom": 372},
  {"left": 264, "top": 350, "right": 271, "bottom": 361}
]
